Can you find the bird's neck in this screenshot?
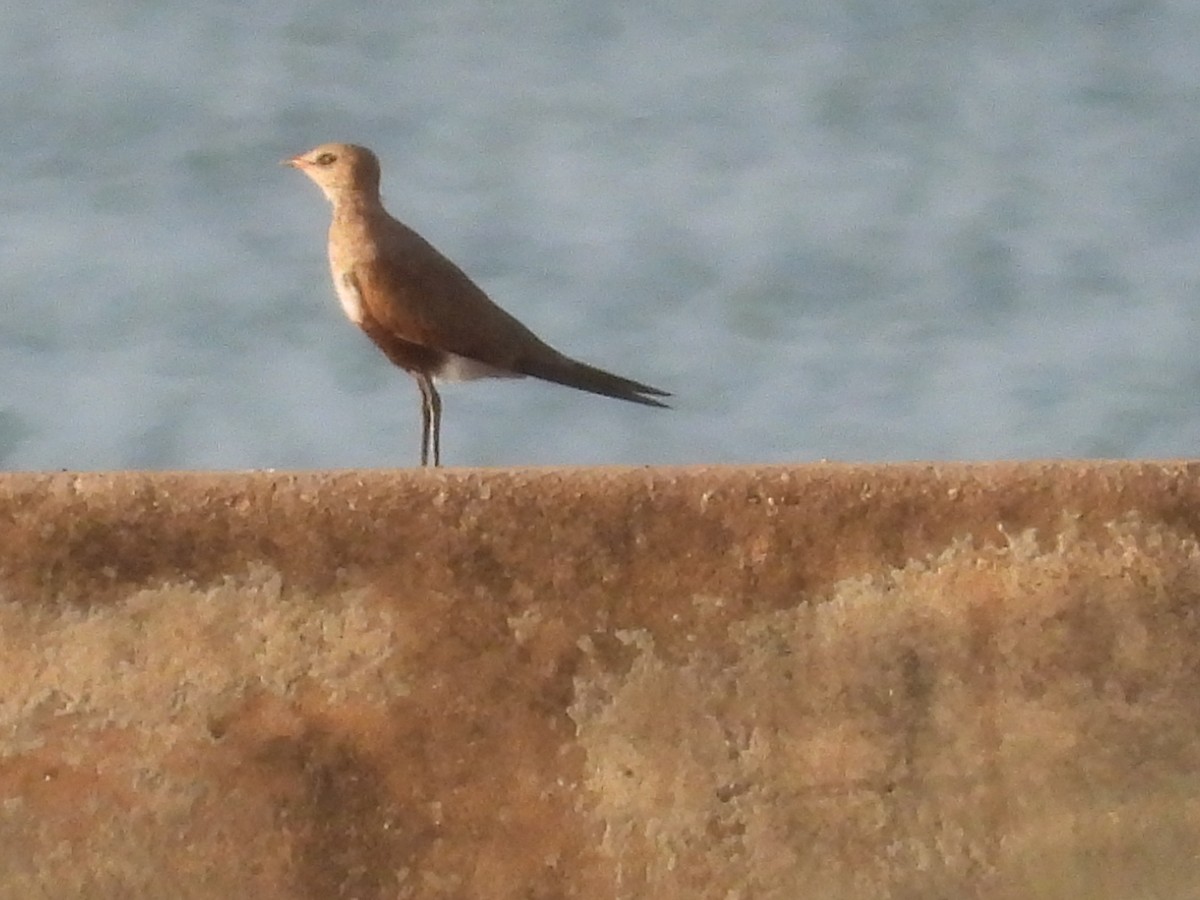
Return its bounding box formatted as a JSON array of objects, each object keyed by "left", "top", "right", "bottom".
[{"left": 330, "top": 191, "right": 386, "bottom": 222}]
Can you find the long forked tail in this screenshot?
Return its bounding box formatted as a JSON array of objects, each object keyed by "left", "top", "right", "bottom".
[{"left": 521, "top": 353, "right": 671, "bottom": 408}]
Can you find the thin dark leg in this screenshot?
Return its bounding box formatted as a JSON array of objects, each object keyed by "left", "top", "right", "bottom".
[
  {"left": 418, "top": 376, "right": 432, "bottom": 466},
  {"left": 429, "top": 377, "right": 442, "bottom": 467},
  {"left": 417, "top": 374, "right": 443, "bottom": 467}
]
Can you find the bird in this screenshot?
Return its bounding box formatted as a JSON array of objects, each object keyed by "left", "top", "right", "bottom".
[{"left": 283, "top": 142, "right": 670, "bottom": 467}]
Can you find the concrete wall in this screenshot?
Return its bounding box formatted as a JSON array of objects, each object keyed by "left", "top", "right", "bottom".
[{"left": 0, "top": 462, "right": 1198, "bottom": 898}]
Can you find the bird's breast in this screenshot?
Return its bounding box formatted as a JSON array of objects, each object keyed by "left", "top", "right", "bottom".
[{"left": 327, "top": 214, "right": 380, "bottom": 326}]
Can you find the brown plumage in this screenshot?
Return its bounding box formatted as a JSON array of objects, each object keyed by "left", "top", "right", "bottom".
[{"left": 283, "top": 142, "right": 669, "bottom": 466}]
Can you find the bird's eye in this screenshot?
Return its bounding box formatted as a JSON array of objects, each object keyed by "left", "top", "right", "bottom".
[{"left": 315, "top": 152, "right": 337, "bottom": 166}]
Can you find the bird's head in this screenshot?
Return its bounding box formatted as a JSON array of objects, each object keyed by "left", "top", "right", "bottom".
[{"left": 283, "top": 142, "right": 382, "bottom": 205}]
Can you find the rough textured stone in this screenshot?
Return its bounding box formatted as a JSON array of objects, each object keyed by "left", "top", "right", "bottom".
[{"left": 0, "top": 462, "right": 1198, "bottom": 898}]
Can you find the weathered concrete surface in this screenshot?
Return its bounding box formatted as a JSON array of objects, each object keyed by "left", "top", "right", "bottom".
[{"left": 0, "top": 462, "right": 1199, "bottom": 898}]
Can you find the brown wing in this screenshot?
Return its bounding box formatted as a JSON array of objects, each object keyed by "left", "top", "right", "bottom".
[
  {"left": 351, "top": 219, "right": 557, "bottom": 374},
  {"left": 351, "top": 289, "right": 446, "bottom": 376}
]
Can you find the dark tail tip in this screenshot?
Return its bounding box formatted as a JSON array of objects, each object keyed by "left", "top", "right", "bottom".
[{"left": 521, "top": 355, "right": 671, "bottom": 408}]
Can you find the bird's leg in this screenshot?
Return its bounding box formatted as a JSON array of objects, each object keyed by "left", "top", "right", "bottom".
[
  {"left": 418, "top": 376, "right": 432, "bottom": 466},
  {"left": 430, "top": 379, "right": 442, "bottom": 467},
  {"left": 417, "top": 374, "right": 443, "bottom": 467}
]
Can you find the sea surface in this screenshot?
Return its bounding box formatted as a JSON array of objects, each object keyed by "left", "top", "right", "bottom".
[{"left": 3, "top": 0, "right": 1200, "bottom": 469}]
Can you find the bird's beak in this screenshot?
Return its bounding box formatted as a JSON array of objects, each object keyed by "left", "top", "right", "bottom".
[{"left": 281, "top": 155, "right": 305, "bottom": 169}]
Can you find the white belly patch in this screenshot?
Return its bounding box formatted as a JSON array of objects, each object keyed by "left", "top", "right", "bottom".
[
  {"left": 334, "top": 270, "right": 364, "bottom": 324},
  {"left": 437, "top": 353, "right": 523, "bottom": 382}
]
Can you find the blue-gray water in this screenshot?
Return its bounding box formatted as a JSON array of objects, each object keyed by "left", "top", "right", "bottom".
[{"left": 3, "top": 1, "right": 1200, "bottom": 469}]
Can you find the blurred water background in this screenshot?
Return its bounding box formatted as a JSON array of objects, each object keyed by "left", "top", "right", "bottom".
[{"left": 2, "top": 0, "right": 1200, "bottom": 469}]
